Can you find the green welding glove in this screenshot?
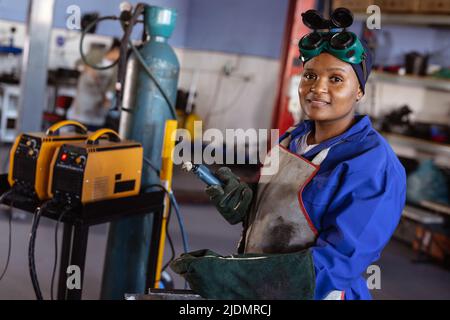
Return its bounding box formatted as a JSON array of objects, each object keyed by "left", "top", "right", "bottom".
[
  {"left": 169, "top": 249, "right": 222, "bottom": 275},
  {"left": 170, "top": 248, "right": 316, "bottom": 300},
  {"left": 205, "top": 167, "right": 253, "bottom": 225}
]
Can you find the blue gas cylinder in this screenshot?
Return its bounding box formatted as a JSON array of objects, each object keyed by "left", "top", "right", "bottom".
[
  {"left": 101, "top": 5, "right": 179, "bottom": 299},
  {"left": 131, "top": 5, "right": 179, "bottom": 186}
]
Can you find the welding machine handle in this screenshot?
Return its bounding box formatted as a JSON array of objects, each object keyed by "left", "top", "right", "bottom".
[
  {"left": 46, "top": 120, "right": 88, "bottom": 136},
  {"left": 86, "top": 129, "right": 121, "bottom": 145}
]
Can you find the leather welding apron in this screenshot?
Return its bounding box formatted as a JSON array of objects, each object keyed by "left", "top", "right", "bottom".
[
  {"left": 244, "top": 129, "right": 330, "bottom": 254},
  {"left": 171, "top": 129, "right": 334, "bottom": 300}
]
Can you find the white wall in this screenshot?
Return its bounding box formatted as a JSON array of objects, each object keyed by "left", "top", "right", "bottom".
[{"left": 178, "top": 49, "right": 280, "bottom": 131}]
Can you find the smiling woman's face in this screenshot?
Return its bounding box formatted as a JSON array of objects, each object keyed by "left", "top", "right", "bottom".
[{"left": 299, "top": 53, "right": 363, "bottom": 122}]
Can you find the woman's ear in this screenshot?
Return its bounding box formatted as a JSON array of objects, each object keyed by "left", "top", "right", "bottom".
[{"left": 356, "top": 86, "right": 364, "bottom": 102}]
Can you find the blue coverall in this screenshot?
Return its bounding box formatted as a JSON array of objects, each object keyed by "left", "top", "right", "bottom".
[{"left": 281, "top": 115, "right": 407, "bottom": 300}]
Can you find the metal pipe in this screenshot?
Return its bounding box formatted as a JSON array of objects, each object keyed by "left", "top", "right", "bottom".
[
  {"left": 18, "top": 0, "right": 55, "bottom": 132},
  {"left": 118, "top": 52, "right": 139, "bottom": 140}
]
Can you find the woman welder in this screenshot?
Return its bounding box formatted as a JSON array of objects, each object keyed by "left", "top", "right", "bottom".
[{"left": 171, "top": 9, "right": 406, "bottom": 300}]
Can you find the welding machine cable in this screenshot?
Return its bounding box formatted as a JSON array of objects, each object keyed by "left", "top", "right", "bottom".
[
  {"left": 0, "top": 191, "right": 14, "bottom": 282},
  {"left": 28, "top": 208, "right": 44, "bottom": 300},
  {"left": 161, "top": 203, "right": 176, "bottom": 269},
  {"left": 168, "top": 190, "right": 190, "bottom": 254},
  {"left": 143, "top": 159, "right": 189, "bottom": 255},
  {"left": 0, "top": 206, "right": 12, "bottom": 283},
  {"left": 163, "top": 188, "right": 190, "bottom": 290},
  {"left": 146, "top": 184, "right": 190, "bottom": 254},
  {"left": 50, "top": 205, "right": 71, "bottom": 301},
  {"left": 143, "top": 157, "right": 161, "bottom": 177}
]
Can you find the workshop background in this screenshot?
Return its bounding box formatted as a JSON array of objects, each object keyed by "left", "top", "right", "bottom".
[{"left": 0, "top": 0, "right": 449, "bottom": 299}]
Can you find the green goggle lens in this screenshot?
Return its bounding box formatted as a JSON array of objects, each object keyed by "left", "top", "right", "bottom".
[
  {"left": 330, "top": 32, "right": 354, "bottom": 49},
  {"left": 301, "top": 32, "right": 324, "bottom": 50},
  {"left": 299, "top": 32, "right": 365, "bottom": 65}
]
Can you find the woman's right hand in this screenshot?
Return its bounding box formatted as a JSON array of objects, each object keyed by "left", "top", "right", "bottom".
[{"left": 205, "top": 167, "right": 253, "bottom": 225}]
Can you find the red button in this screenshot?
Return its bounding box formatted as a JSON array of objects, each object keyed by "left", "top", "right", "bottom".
[{"left": 61, "top": 153, "right": 68, "bottom": 161}]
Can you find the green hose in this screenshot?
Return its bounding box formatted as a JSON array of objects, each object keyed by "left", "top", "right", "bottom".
[
  {"left": 129, "top": 42, "right": 177, "bottom": 119},
  {"left": 78, "top": 13, "right": 177, "bottom": 119},
  {"left": 79, "top": 16, "right": 120, "bottom": 70}
]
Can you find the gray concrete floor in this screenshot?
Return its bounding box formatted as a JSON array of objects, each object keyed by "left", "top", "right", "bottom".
[
  {"left": 0, "top": 144, "right": 449, "bottom": 300},
  {"left": 1, "top": 202, "right": 450, "bottom": 300},
  {"left": 0, "top": 202, "right": 243, "bottom": 300}
]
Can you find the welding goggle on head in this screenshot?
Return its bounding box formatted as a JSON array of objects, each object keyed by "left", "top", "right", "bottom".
[{"left": 298, "top": 8, "right": 367, "bottom": 67}]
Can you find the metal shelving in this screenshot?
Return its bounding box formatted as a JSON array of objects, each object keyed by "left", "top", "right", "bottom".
[
  {"left": 382, "top": 132, "right": 450, "bottom": 159},
  {"left": 403, "top": 205, "right": 445, "bottom": 225},
  {"left": 382, "top": 133, "right": 450, "bottom": 228},
  {"left": 370, "top": 72, "right": 450, "bottom": 92}
]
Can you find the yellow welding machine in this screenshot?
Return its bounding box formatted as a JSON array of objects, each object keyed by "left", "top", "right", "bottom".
[
  {"left": 48, "top": 129, "right": 143, "bottom": 204},
  {"left": 8, "top": 121, "right": 89, "bottom": 200}
]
